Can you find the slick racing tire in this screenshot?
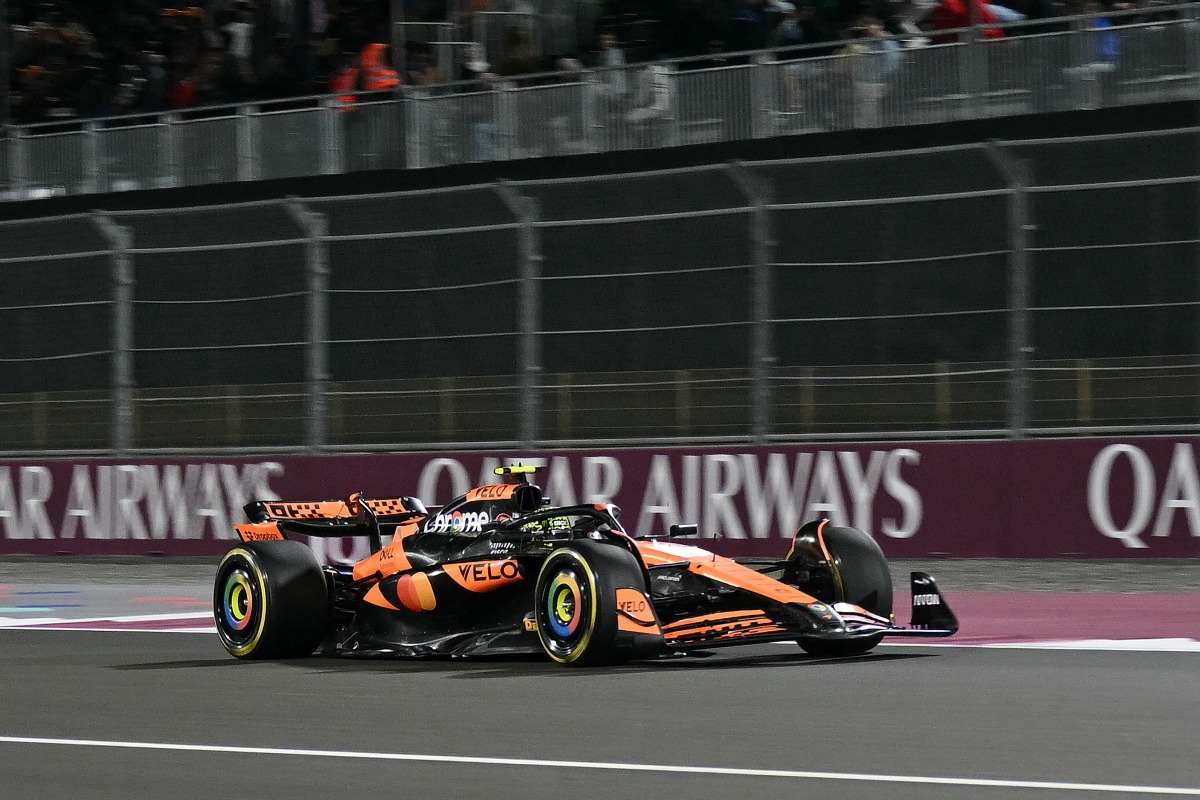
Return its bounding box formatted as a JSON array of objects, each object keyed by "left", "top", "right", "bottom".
[
  {"left": 796, "top": 525, "right": 893, "bottom": 657},
  {"left": 214, "top": 541, "right": 331, "bottom": 660},
  {"left": 534, "top": 539, "right": 642, "bottom": 666}
]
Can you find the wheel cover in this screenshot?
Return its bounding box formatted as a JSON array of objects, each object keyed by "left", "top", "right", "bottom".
[
  {"left": 214, "top": 550, "right": 267, "bottom": 656},
  {"left": 222, "top": 569, "right": 255, "bottom": 632},
  {"left": 548, "top": 573, "right": 583, "bottom": 638},
  {"left": 537, "top": 556, "right": 596, "bottom": 661}
]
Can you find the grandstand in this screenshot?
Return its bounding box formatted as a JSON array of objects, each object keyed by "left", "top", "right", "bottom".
[
  {"left": 1, "top": 2, "right": 1199, "bottom": 453},
  {"left": 2, "top": 1, "right": 1199, "bottom": 197}
]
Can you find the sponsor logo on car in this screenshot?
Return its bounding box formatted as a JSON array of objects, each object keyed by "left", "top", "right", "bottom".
[{"left": 426, "top": 510, "right": 491, "bottom": 533}]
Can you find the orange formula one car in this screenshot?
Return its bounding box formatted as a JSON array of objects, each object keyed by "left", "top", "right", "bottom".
[{"left": 214, "top": 466, "right": 958, "bottom": 665}]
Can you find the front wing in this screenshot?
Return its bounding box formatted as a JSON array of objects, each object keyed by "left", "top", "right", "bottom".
[{"left": 649, "top": 572, "right": 959, "bottom": 650}]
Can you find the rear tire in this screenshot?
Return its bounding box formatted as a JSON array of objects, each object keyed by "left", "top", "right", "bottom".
[
  {"left": 534, "top": 539, "right": 642, "bottom": 666},
  {"left": 213, "top": 541, "right": 330, "bottom": 659},
  {"left": 795, "top": 525, "right": 892, "bottom": 657}
]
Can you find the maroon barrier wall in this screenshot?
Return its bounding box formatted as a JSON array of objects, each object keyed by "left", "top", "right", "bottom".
[{"left": 1, "top": 437, "right": 1198, "bottom": 560}]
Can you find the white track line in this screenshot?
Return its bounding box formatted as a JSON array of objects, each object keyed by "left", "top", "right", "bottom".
[
  {"left": 2, "top": 623, "right": 1199, "bottom": 651},
  {"left": 0, "top": 612, "right": 211, "bottom": 627},
  {"left": 0, "top": 736, "right": 1196, "bottom": 795}
]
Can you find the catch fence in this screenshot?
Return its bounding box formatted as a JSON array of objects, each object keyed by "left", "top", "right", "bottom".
[{"left": 1, "top": 131, "right": 1197, "bottom": 453}]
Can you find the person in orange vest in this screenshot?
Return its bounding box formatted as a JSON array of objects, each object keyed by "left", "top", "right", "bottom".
[
  {"left": 359, "top": 43, "right": 401, "bottom": 92},
  {"left": 328, "top": 52, "right": 360, "bottom": 112}
]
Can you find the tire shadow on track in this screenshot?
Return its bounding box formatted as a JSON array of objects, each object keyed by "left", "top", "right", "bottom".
[{"left": 110, "top": 650, "right": 934, "bottom": 678}]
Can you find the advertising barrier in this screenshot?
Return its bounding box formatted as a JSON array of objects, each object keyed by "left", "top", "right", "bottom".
[{"left": 1, "top": 437, "right": 1198, "bottom": 559}]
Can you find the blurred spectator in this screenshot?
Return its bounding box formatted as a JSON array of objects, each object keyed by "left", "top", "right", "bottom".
[
  {"left": 496, "top": 24, "right": 541, "bottom": 78},
  {"left": 730, "top": 0, "right": 773, "bottom": 50},
  {"left": 458, "top": 41, "right": 492, "bottom": 83},
  {"left": 328, "top": 49, "right": 360, "bottom": 110},
  {"left": 0, "top": 0, "right": 1141, "bottom": 129},
  {"left": 360, "top": 41, "right": 401, "bottom": 89},
  {"left": 5, "top": 0, "right": 392, "bottom": 123},
  {"left": 770, "top": 0, "right": 836, "bottom": 52},
  {"left": 837, "top": 14, "right": 901, "bottom": 126},
  {"left": 929, "top": 0, "right": 1007, "bottom": 41},
  {"left": 593, "top": 30, "right": 629, "bottom": 97}
]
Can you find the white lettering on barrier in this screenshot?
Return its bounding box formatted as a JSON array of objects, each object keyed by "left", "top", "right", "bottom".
[
  {"left": 582, "top": 456, "right": 621, "bottom": 505},
  {"left": 741, "top": 452, "right": 808, "bottom": 540},
  {"left": 2, "top": 462, "right": 283, "bottom": 543},
  {"left": 113, "top": 465, "right": 147, "bottom": 539},
  {"left": 632, "top": 449, "right": 923, "bottom": 540},
  {"left": 807, "top": 451, "right": 848, "bottom": 527},
  {"left": 703, "top": 454, "right": 744, "bottom": 539},
  {"left": 548, "top": 456, "right": 576, "bottom": 506},
  {"left": 0, "top": 467, "right": 53, "bottom": 539},
  {"left": 637, "top": 455, "right": 679, "bottom": 538},
  {"left": 1152, "top": 443, "right": 1200, "bottom": 540},
  {"left": 1088, "top": 444, "right": 1156, "bottom": 549},
  {"left": 1087, "top": 443, "right": 1200, "bottom": 549},
  {"left": 417, "top": 458, "right": 472, "bottom": 506},
  {"left": 839, "top": 451, "right": 888, "bottom": 534},
  {"left": 882, "top": 448, "right": 922, "bottom": 539},
  {"left": 409, "top": 452, "right": 926, "bottom": 544}
]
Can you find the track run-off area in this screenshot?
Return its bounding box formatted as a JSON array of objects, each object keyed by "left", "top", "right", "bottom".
[{"left": 0, "top": 560, "right": 1196, "bottom": 799}]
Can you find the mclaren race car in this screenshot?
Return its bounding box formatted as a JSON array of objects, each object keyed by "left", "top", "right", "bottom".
[{"left": 214, "top": 466, "right": 958, "bottom": 665}]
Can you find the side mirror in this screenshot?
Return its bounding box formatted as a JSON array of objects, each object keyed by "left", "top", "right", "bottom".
[{"left": 668, "top": 523, "right": 698, "bottom": 539}]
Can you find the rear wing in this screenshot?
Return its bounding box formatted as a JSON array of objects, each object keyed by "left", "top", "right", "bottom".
[{"left": 235, "top": 494, "right": 427, "bottom": 553}]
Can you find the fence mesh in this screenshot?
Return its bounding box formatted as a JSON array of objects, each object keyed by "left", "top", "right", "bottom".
[
  {"left": 0, "top": 216, "right": 113, "bottom": 449},
  {"left": 256, "top": 108, "right": 324, "bottom": 181},
  {"left": 2, "top": 134, "right": 1200, "bottom": 451},
  {"left": 311, "top": 188, "right": 524, "bottom": 445},
  {"left": 113, "top": 205, "right": 309, "bottom": 448},
  {"left": 25, "top": 131, "right": 87, "bottom": 196},
  {"left": 177, "top": 116, "right": 239, "bottom": 186},
  {"left": 101, "top": 123, "right": 165, "bottom": 193}
]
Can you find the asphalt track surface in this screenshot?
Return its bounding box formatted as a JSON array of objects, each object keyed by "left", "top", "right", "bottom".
[{"left": 1, "top": 559, "right": 1198, "bottom": 799}]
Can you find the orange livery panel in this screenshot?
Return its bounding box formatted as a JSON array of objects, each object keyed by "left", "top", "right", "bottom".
[
  {"left": 444, "top": 559, "right": 524, "bottom": 592},
  {"left": 235, "top": 522, "right": 284, "bottom": 542}
]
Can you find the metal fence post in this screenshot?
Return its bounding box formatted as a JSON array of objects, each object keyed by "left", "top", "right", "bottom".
[
  {"left": 961, "top": 34, "right": 986, "bottom": 120},
  {"left": 237, "top": 105, "right": 257, "bottom": 182},
  {"left": 663, "top": 64, "right": 681, "bottom": 149},
  {"left": 83, "top": 121, "right": 101, "bottom": 194},
  {"left": 751, "top": 54, "right": 771, "bottom": 139},
  {"left": 8, "top": 127, "right": 24, "bottom": 194},
  {"left": 91, "top": 213, "right": 134, "bottom": 454},
  {"left": 727, "top": 162, "right": 776, "bottom": 443},
  {"left": 986, "top": 142, "right": 1033, "bottom": 438},
  {"left": 495, "top": 181, "right": 542, "bottom": 447},
  {"left": 286, "top": 199, "right": 329, "bottom": 451},
  {"left": 160, "top": 112, "right": 180, "bottom": 188},
  {"left": 498, "top": 81, "right": 517, "bottom": 160},
  {"left": 581, "top": 70, "right": 599, "bottom": 153},
  {"left": 405, "top": 87, "right": 424, "bottom": 170},
  {"left": 319, "top": 97, "right": 343, "bottom": 175}
]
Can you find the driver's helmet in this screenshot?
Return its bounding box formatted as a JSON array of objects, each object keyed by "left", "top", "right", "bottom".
[{"left": 521, "top": 515, "right": 572, "bottom": 534}]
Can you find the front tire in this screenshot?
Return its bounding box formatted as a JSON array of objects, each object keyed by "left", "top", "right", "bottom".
[
  {"left": 534, "top": 540, "right": 642, "bottom": 666},
  {"left": 794, "top": 524, "right": 892, "bottom": 657},
  {"left": 213, "top": 541, "right": 330, "bottom": 659}
]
